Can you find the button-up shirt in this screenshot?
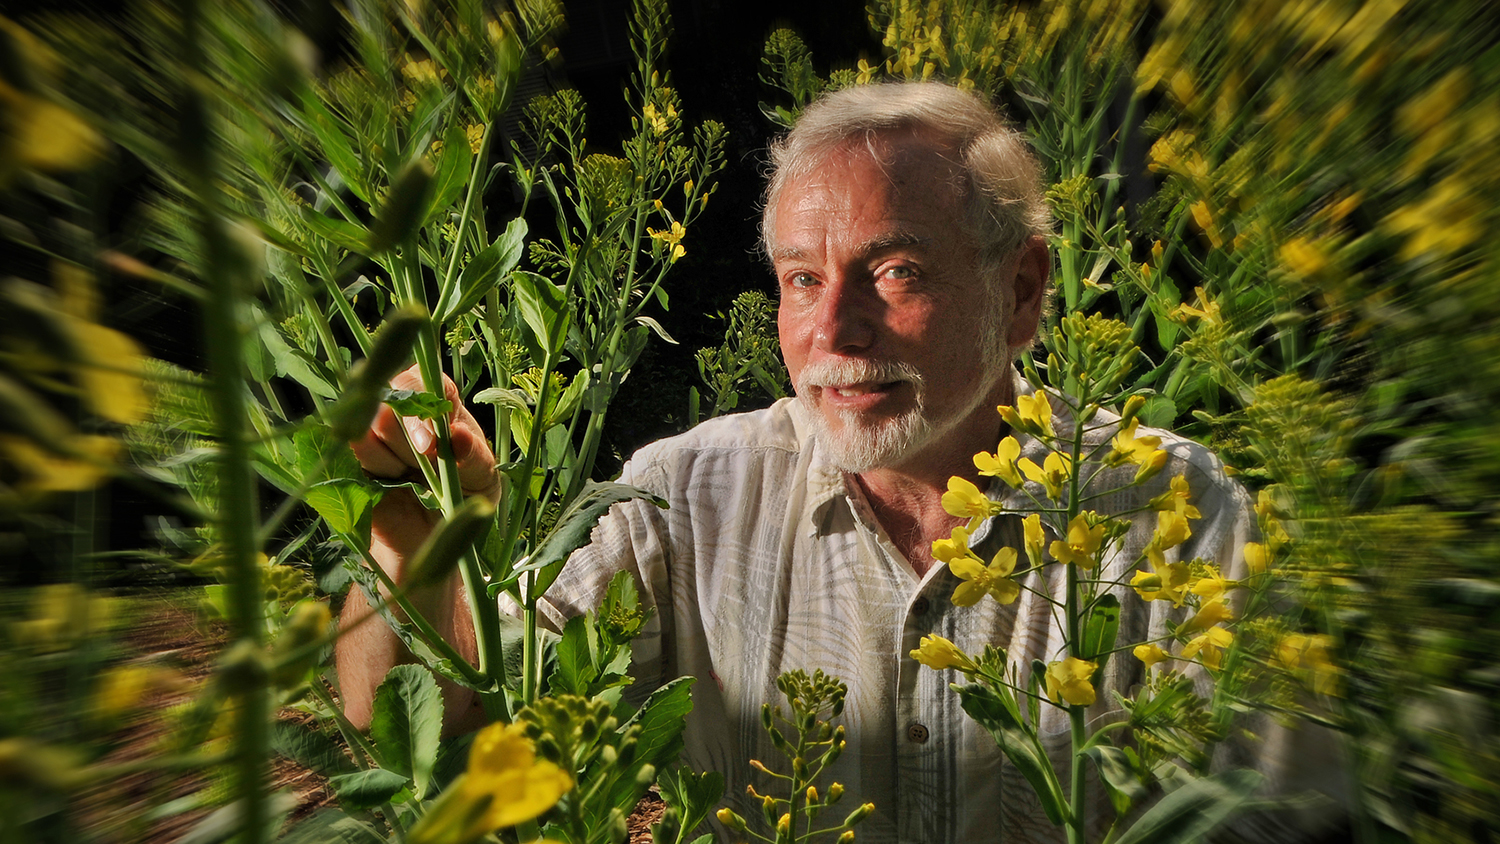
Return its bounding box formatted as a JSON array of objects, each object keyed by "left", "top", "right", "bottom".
[{"left": 536, "top": 378, "right": 1261, "bottom": 843}]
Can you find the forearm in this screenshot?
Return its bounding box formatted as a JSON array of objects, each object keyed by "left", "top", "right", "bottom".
[{"left": 335, "top": 500, "right": 481, "bottom": 734}]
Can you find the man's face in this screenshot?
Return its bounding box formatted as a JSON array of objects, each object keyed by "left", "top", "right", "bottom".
[{"left": 771, "top": 132, "right": 1018, "bottom": 474}]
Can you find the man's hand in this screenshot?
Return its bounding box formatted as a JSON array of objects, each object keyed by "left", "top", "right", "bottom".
[{"left": 338, "top": 364, "right": 493, "bottom": 734}]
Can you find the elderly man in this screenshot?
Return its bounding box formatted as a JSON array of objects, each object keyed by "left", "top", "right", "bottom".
[{"left": 340, "top": 82, "right": 1274, "bottom": 842}]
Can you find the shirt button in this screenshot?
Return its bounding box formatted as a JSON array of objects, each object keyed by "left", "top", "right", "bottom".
[
  {"left": 912, "top": 597, "right": 930, "bottom": 616},
  {"left": 906, "top": 723, "right": 930, "bottom": 744}
]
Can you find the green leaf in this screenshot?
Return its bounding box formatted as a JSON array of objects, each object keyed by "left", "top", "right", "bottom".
[
  {"left": 957, "top": 683, "right": 1071, "bottom": 827},
  {"left": 300, "top": 90, "right": 370, "bottom": 204},
  {"left": 301, "top": 208, "right": 371, "bottom": 255},
  {"left": 548, "top": 614, "right": 596, "bottom": 696},
  {"left": 327, "top": 768, "right": 410, "bottom": 809},
  {"left": 304, "top": 479, "right": 380, "bottom": 536},
  {"left": 610, "top": 677, "right": 695, "bottom": 810},
  {"left": 471, "top": 387, "right": 530, "bottom": 410},
  {"left": 511, "top": 270, "right": 568, "bottom": 354},
  {"left": 383, "top": 388, "right": 453, "bottom": 420},
  {"left": 654, "top": 767, "right": 725, "bottom": 844},
  {"left": 369, "top": 664, "right": 444, "bottom": 797},
  {"left": 428, "top": 123, "right": 473, "bottom": 224},
  {"left": 277, "top": 808, "right": 385, "bottom": 844},
  {"left": 436, "top": 218, "right": 528, "bottom": 322},
  {"left": 270, "top": 721, "right": 355, "bottom": 777},
  {"left": 1083, "top": 743, "right": 1147, "bottom": 818},
  {"left": 1112, "top": 769, "right": 1264, "bottom": 844},
  {"left": 1079, "top": 593, "right": 1121, "bottom": 667},
  {"left": 515, "top": 481, "right": 667, "bottom": 597}
]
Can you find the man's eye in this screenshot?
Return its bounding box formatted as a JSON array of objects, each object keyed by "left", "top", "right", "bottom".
[
  {"left": 881, "top": 265, "right": 915, "bottom": 280},
  {"left": 788, "top": 272, "right": 817, "bottom": 288}
]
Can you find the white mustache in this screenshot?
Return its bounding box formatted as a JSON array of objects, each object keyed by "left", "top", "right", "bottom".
[{"left": 797, "top": 359, "right": 923, "bottom": 392}]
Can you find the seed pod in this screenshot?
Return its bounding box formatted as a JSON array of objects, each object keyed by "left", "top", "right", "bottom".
[
  {"left": 329, "top": 305, "right": 429, "bottom": 441},
  {"left": 368, "top": 159, "right": 435, "bottom": 253},
  {"left": 405, "top": 496, "right": 495, "bottom": 589},
  {"left": 271, "top": 600, "right": 331, "bottom": 687},
  {"left": 216, "top": 639, "right": 270, "bottom": 696}
]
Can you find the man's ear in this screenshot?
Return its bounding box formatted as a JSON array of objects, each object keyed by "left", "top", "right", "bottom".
[{"left": 1005, "top": 235, "right": 1050, "bottom": 351}]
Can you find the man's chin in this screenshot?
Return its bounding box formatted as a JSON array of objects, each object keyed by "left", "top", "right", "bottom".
[{"left": 811, "top": 407, "right": 932, "bottom": 474}]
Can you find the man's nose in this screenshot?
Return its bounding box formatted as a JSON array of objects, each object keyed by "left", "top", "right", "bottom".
[{"left": 812, "top": 277, "right": 876, "bottom": 354}]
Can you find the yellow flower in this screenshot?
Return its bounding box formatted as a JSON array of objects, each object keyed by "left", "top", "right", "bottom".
[
  {"left": 1172, "top": 286, "right": 1222, "bottom": 325},
  {"left": 1276, "top": 634, "right": 1340, "bottom": 696},
  {"left": 1049, "top": 513, "right": 1104, "bottom": 569},
  {"left": 1133, "top": 448, "right": 1170, "bottom": 484},
  {"left": 1280, "top": 237, "right": 1327, "bottom": 277},
  {"left": 931, "top": 525, "right": 976, "bottom": 564},
  {"left": 642, "top": 102, "right": 669, "bottom": 135},
  {"left": 1130, "top": 560, "right": 1191, "bottom": 606},
  {"left": 856, "top": 57, "right": 878, "bottom": 85},
  {"left": 1106, "top": 419, "right": 1162, "bottom": 468},
  {"left": 1183, "top": 597, "right": 1233, "bottom": 633},
  {"left": 1016, "top": 392, "right": 1055, "bottom": 437},
  {"left": 1190, "top": 567, "right": 1234, "bottom": 601},
  {"left": 392, "top": 721, "right": 572, "bottom": 844},
  {"left": 1242, "top": 542, "right": 1269, "bottom": 575},
  {"left": 1044, "top": 657, "right": 1097, "bottom": 707},
  {"left": 1180, "top": 626, "right": 1233, "bottom": 670},
  {"left": 0, "top": 434, "right": 120, "bottom": 493},
  {"left": 1149, "top": 475, "right": 1201, "bottom": 519},
  {"left": 1133, "top": 643, "right": 1170, "bottom": 669},
  {"left": 93, "top": 664, "right": 163, "bottom": 722},
  {"left": 910, "top": 634, "right": 978, "bottom": 673},
  {"left": 1022, "top": 513, "right": 1045, "bottom": 567},
  {"left": 941, "top": 476, "right": 996, "bottom": 520},
  {"left": 973, "top": 436, "right": 1023, "bottom": 487},
  {"left": 1019, "top": 451, "right": 1071, "bottom": 500},
  {"left": 646, "top": 220, "right": 686, "bottom": 261},
  {"left": 1152, "top": 510, "right": 1192, "bottom": 551},
  {"left": 950, "top": 547, "right": 1020, "bottom": 606}
]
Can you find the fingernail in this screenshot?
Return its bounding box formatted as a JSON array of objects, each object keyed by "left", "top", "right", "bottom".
[{"left": 404, "top": 417, "right": 434, "bottom": 453}]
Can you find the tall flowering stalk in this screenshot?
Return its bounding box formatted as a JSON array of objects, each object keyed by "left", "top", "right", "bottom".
[{"left": 911, "top": 313, "right": 1300, "bottom": 843}]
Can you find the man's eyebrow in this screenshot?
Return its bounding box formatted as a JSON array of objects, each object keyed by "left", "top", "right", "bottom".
[
  {"left": 859, "top": 232, "right": 927, "bottom": 255},
  {"left": 768, "top": 232, "right": 928, "bottom": 265}
]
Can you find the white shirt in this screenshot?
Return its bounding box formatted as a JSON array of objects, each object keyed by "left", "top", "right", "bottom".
[{"left": 536, "top": 378, "right": 1281, "bottom": 843}]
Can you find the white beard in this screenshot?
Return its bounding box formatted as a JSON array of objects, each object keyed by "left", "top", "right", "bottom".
[
  {"left": 796, "top": 338, "right": 1012, "bottom": 474},
  {"left": 796, "top": 359, "right": 932, "bottom": 473}
]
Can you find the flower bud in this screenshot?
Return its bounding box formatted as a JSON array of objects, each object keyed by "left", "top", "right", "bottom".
[
  {"left": 1133, "top": 449, "right": 1169, "bottom": 484},
  {"left": 827, "top": 782, "right": 845, "bottom": 804},
  {"left": 777, "top": 813, "right": 791, "bottom": 836},
  {"left": 1121, "top": 394, "right": 1147, "bottom": 427},
  {"left": 716, "top": 807, "right": 748, "bottom": 832},
  {"left": 843, "top": 802, "right": 875, "bottom": 827},
  {"left": 806, "top": 785, "right": 819, "bottom": 804},
  {"left": 838, "top": 832, "right": 856, "bottom": 844}
]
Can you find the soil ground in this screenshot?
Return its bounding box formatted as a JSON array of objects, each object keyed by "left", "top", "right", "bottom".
[{"left": 88, "top": 593, "right": 664, "bottom": 843}]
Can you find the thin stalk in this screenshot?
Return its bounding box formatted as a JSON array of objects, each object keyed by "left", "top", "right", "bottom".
[
  {"left": 1065, "top": 399, "right": 1087, "bottom": 844},
  {"left": 563, "top": 206, "right": 649, "bottom": 504},
  {"left": 174, "top": 0, "right": 273, "bottom": 835}
]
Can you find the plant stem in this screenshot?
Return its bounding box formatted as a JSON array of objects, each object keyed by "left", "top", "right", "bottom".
[{"left": 178, "top": 0, "right": 269, "bottom": 835}]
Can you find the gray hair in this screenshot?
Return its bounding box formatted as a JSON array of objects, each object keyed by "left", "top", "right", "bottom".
[{"left": 761, "top": 81, "right": 1051, "bottom": 280}]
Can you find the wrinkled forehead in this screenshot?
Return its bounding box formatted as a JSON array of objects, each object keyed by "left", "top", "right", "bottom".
[{"left": 769, "top": 130, "right": 970, "bottom": 241}]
